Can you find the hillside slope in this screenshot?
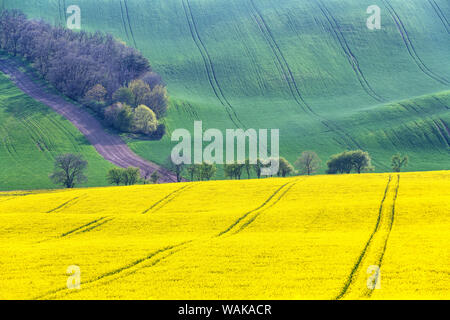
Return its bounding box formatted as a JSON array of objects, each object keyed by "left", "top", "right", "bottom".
[
  {"left": 1, "top": 0, "right": 449, "bottom": 177},
  {"left": 0, "top": 70, "right": 114, "bottom": 190},
  {"left": 0, "top": 171, "right": 448, "bottom": 299},
  {"left": 0, "top": 57, "right": 178, "bottom": 185}
]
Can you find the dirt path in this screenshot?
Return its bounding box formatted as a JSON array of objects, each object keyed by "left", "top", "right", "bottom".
[{"left": 0, "top": 58, "right": 177, "bottom": 183}]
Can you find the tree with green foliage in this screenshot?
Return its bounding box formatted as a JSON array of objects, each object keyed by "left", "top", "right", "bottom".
[
  {"left": 144, "top": 85, "right": 169, "bottom": 118},
  {"left": 295, "top": 151, "right": 321, "bottom": 175},
  {"left": 278, "top": 157, "right": 294, "bottom": 177},
  {"left": 326, "top": 150, "right": 373, "bottom": 174},
  {"left": 187, "top": 164, "right": 198, "bottom": 181},
  {"left": 351, "top": 150, "right": 373, "bottom": 174},
  {"left": 84, "top": 84, "right": 107, "bottom": 103},
  {"left": 107, "top": 168, "right": 123, "bottom": 186},
  {"left": 392, "top": 154, "right": 409, "bottom": 172},
  {"left": 197, "top": 162, "right": 216, "bottom": 181},
  {"left": 150, "top": 171, "right": 160, "bottom": 184},
  {"left": 104, "top": 102, "right": 134, "bottom": 132},
  {"left": 50, "top": 154, "right": 88, "bottom": 188},
  {"left": 113, "top": 87, "right": 134, "bottom": 106},
  {"left": 132, "top": 105, "right": 158, "bottom": 135},
  {"left": 224, "top": 163, "right": 245, "bottom": 180},
  {"left": 129, "top": 79, "right": 151, "bottom": 108},
  {"left": 122, "top": 167, "right": 140, "bottom": 186}
]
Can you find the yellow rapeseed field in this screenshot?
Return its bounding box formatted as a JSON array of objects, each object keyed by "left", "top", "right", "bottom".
[{"left": 0, "top": 171, "right": 448, "bottom": 300}]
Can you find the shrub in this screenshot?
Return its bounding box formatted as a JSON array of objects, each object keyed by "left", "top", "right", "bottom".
[{"left": 133, "top": 105, "right": 158, "bottom": 135}]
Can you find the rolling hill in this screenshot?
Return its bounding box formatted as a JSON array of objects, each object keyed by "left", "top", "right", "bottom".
[
  {"left": 0, "top": 171, "right": 448, "bottom": 299},
  {"left": 0, "top": 0, "right": 449, "bottom": 189},
  {"left": 0, "top": 70, "right": 114, "bottom": 190}
]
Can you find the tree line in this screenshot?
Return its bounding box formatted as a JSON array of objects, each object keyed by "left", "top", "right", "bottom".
[
  {"left": 165, "top": 150, "right": 409, "bottom": 182},
  {"left": 49, "top": 151, "right": 409, "bottom": 188},
  {"left": 0, "top": 10, "right": 168, "bottom": 138}
]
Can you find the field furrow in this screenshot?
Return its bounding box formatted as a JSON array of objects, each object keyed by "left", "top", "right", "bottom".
[
  {"left": 382, "top": 0, "right": 450, "bottom": 85},
  {"left": 182, "top": 0, "right": 244, "bottom": 129},
  {"left": 119, "top": 0, "right": 131, "bottom": 41},
  {"left": 315, "top": 0, "right": 385, "bottom": 103},
  {"left": 337, "top": 175, "right": 400, "bottom": 299},
  {"left": 35, "top": 242, "right": 189, "bottom": 300},
  {"left": 123, "top": 0, "right": 137, "bottom": 48},
  {"left": 218, "top": 180, "right": 296, "bottom": 237},
  {"left": 428, "top": 0, "right": 450, "bottom": 34},
  {"left": 142, "top": 184, "right": 193, "bottom": 214}
]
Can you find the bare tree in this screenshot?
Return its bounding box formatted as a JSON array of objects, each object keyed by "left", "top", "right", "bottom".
[
  {"left": 165, "top": 156, "right": 185, "bottom": 182},
  {"left": 50, "top": 154, "right": 88, "bottom": 188},
  {"left": 295, "top": 151, "right": 321, "bottom": 175}
]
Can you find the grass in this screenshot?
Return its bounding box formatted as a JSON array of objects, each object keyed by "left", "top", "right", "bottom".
[
  {"left": 0, "top": 72, "right": 114, "bottom": 191},
  {"left": 0, "top": 0, "right": 449, "bottom": 189},
  {"left": 0, "top": 171, "right": 448, "bottom": 299}
]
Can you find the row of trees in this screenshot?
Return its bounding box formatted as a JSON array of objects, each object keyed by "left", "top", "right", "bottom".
[
  {"left": 49, "top": 151, "right": 410, "bottom": 189},
  {"left": 49, "top": 154, "right": 161, "bottom": 188},
  {"left": 165, "top": 150, "right": 409, "bottom": 182},
  {"left": 0, "top": 10, "right": 168, "bottom": 138},
  {"left": 106, "top": 167, "right": 160, "bottom": 186}
]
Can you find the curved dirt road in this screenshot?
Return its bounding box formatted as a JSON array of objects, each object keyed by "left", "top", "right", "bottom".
[{"left": 0, "top": 58, "right": 177, "bottom": 183}]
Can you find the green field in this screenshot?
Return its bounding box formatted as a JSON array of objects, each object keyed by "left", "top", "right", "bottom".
[
  {"left": 0, "top": 72, "right": 113, "bottom": 190},
  {"left": 1, "top": 0, "right": 449, "bottom": 188}
]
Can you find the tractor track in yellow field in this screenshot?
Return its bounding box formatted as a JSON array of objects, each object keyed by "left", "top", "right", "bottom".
[
  {"left": 141, "top": 184, "right": 194, "bottom": 214},
  {"left": 35, "top": 178, "right": 299, "bottom": 299},
  {"left": 34, "top": 241, "right": 190, "bottom": 300},
  {"left": 336, "top": 175, "right": 400, "bottom": 299},
  {"left": 218, "top": 179, "right": 299, "bottom": 236},
  {"left": 46, "top": 195, "right": 85, "bottom": 213}
]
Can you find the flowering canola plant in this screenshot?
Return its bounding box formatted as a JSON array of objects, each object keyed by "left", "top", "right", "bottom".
[{"left": 0, "top": 171, "right": 448, "bottom": 299}]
